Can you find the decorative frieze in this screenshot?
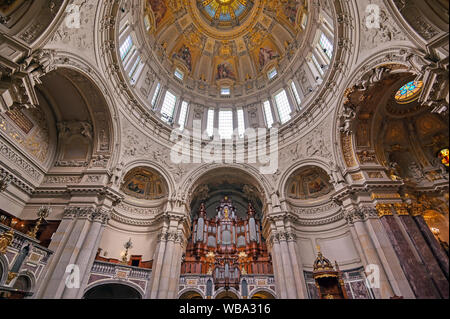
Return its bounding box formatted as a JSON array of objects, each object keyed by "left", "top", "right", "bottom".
[{"left": 0, "top": 139, "right": 42, "bottom": 181}]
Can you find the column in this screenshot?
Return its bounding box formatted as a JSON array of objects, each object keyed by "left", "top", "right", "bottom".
[
  {"left": 277, "top": 232, "right": 297, "bottom": 298},
  {"left": 410, "top": 203, "right": 449, "bottom": 278},
  {"left": 286, "top": 232, "right": 308, "bottom": 298},
  {"left": 346, "top": 208, "right": 397, "bottom": 299},
  {"left": 377, "top": 204, "right": 439, "bottom": 298},
  {"left": 267, "top": 233, "right": 287, "bottom": 299},
  {"left": 394, "top": 203, "right": 448, "bottom": 298},
  {"left": 35, "top": 207, "right": 110, "bottom": 299},
  {"left": 148, "top": 213, "right": 188, "bottom": 299},
  {"left": 69, "top": 209, "right": 110, "bottom": 299}
]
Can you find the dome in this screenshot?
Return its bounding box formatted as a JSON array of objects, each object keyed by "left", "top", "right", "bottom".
[{"left": 117, "top": 0, "right": 335, "bottom": 132}]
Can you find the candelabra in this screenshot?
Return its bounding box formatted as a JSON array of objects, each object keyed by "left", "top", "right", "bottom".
[
  {"left": 121, "top": 238, "right": 133, "bottom": 264},
  {"left": 27, "top": 205, "right": 51, "bottom": 239}
]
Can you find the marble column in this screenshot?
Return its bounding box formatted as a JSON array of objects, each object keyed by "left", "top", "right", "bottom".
[
  {"left": 410, "top": 203, "right": 449, "bottom": 279},
  {"left": 396, "top": 209, "right": 449, "bottom": 298},
  {"left": 378, "top": 204, "right": 439, "bottom": 298},
  {"left": 346, "top": 206, "right": 415, "bottom": 299}
]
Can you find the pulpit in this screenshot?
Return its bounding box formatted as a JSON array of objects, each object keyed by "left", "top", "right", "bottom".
[{"left": 313, "top": 249, "right": 348, "bottom": 299}]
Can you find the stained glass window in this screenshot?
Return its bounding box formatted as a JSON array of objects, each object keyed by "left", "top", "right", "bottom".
[
  {"left": 395, "top": 81, "right": 423, "bottom": 104},
  {"left": 439, "top": 148, "right": 449, "bottom": 167}
]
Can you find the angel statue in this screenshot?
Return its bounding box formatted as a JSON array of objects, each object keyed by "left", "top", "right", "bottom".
[{"left": 339, "top": 103, "right": 356, "bottom": 135}]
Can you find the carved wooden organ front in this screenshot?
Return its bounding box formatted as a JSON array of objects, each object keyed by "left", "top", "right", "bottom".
[{"left": 181, "top": 197, "right": 272, "bottom": 289}]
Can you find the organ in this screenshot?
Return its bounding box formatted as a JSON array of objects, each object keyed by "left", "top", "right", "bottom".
[{"left": 181, "top": 196, "right": 273, "bottom": 290}]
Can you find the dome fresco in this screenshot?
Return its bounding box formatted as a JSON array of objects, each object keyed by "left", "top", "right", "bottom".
[
  {"left": 144, "top": 0, "right": 311, "bottom": 89},
  {"left": 0, "top": 0, "right": 449, "bottom": 303}
]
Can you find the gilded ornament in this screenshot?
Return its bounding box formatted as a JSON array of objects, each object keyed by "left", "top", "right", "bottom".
[
  {"left": 0, "top": 229, "right": 14, "bottom": 254},
  {"left": 376, "top": 203, "right": 393, "bottom": 218},
  {"left": 394, "top": 203, "right": 409, "bottom": 216}
]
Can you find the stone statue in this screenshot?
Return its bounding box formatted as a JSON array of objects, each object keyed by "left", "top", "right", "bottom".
[
  {"left": 388, "top": 161, "right": 402, "bottom": 181},
  {"left": 408, "top": 161, "right": 424, "bottom": 181},
  {"left": 339, "top": 103, "right": 356, "bottom": 135},
  {"left": 330, "top": 161, "right": 346, "bottom": 185},
  {"left": 112, "top": 161, "right": 124, "bottom": 185},
  {"left": 0, "top": 170, "right": 12, "bottom": 192},
  {"left": 356, "top": 67, "right": 390, "bottom": 91}
]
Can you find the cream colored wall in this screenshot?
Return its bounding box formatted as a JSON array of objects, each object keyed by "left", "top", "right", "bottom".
[
  {"left": 98, "top": 226, "right": 159, "bottom": 261},
  {"left": 297, "top": 226, "right": 362, "bottom": 271}
]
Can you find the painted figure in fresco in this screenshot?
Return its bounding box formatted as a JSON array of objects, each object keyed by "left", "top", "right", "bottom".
[
  {"left": 173, "top": 45, "right": 192, "bottom": 71},
  {"left": 148, "top": 0, "right": 167, "bottom": 27},
  {"left": 283, "top": 0, "right": 301, "bottom": 24},
  {"left": 127, "top": 181, "right": 145, "bottom": 194},
  {"left": 308, "top": 178, "right": 326, "bottom": 194},
  {"left": 216, "top": 62, "right": 236, "bottom": 80},
  {"left": 258, "top": 47, "right": 280, "bottom": 68}
]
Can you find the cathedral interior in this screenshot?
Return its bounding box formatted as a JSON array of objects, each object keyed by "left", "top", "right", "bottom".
[{"left": 0, "top": 0, "right": 448, "bottom": 300}]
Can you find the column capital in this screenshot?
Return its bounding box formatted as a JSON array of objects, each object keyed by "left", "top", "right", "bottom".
[
  {"left": 62, "top": 206, "right": 111, "bottom": 224},
  {"left": 344, "top": 206, "right": 378, "bottom": 224},
  {"left": 376, "top": 203, "right": 394, "bottom": 218}
]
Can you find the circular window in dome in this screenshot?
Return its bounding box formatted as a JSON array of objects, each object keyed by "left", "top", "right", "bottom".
[
  {"left": 198, "top": 0, "right": 254, "bottom": 28},
  {"left": 395, "top": 81, "right": 423, "bottom": 104}
]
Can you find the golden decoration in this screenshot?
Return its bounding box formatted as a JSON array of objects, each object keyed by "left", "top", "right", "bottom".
[
  {"left": 376, "top": 203, "right": 394, "bottom": 218},
  {"left": 371, "top": 193, "right": 401, "bottom": 200},
  {"left": 351, "top": 173, "right": 364, "bottom": 181},
  {"left": 394, "top": 203, "right": 409, "bottom": 216},
  {"left": 27, "top": 206, "right": 51, "bottom": 239},
  {"left": 6, "top": 272, "right": 17, "bottom": 285},
  {"left": 0, "top": 229, "right": 14, "bottom": 254},
  {"left": 341, "top": 134, "right": 357, "bottom": 167}
]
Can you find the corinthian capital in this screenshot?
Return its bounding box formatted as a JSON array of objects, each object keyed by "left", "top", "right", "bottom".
[{"left": 90, "top": 208, "right": 112, "bottom": 224}]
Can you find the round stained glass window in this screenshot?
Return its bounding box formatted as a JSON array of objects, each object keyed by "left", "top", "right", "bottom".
[{"left": 395, "top": 81, "right": 423, "bottom": 104}]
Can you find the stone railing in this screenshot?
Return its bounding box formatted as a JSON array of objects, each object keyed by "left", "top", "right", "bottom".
[{"left": 87, "top": 260, "right": 152, "bottom": 297}]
